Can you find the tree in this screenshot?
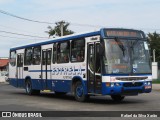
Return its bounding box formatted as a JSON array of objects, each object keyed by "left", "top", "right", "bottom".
[
  {"left": 46, "top": 20, "right": 74, "bottom": 37},
  {"left": 148, "top": 32, "right": 160, "bottom": 62}
]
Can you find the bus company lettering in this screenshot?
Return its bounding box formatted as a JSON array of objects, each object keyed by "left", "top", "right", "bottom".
[{"left": 52, "top": 66, "right": 83, "bottom": 75}]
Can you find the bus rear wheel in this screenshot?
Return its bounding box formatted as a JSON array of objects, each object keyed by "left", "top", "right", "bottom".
[
  {"left": 74, "top": 81, "right": 88, "bottom": 102},
  {"left": 25, "top": 80, "right": 40, "bottom": 95},
  {"left": 111, "top": 95, "right": 125, "bottom": 102}
]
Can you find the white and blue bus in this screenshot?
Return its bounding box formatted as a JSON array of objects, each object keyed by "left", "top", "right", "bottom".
[{"left": 9, "top": 28, "right": 152, "bottom": 102}]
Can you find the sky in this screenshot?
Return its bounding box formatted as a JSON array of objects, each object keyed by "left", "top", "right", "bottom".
[{"left": 0, "top": 0, "right": 160, "bottom": 57}]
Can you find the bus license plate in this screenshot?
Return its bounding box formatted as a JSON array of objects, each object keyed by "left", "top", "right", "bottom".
[{"left": 145, "top": 86, "right": 151, "bottom": 89}]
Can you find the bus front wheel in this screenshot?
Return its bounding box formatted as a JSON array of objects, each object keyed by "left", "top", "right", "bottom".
[
  {"left": 25, "top": 80, "right": 40, "bottom": 95},
  {"left": 74, "top": 81, "right": 88, "bottom": 102},
  {"left": 111, "top": 95, "right": 125, "bottom": 102}
]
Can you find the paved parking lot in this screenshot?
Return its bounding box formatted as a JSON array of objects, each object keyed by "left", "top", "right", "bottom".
[{"left": 0, "top": 82, "right": 160, "bottom": 119}]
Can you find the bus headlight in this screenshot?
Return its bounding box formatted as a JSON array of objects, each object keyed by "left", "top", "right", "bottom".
[
  {"left": 147, "top": 82, "right": 151, "bottom": 85},
  {"left": 144, "top": 81, "right": 151, "bottom": 86},
  {"left": 144, "top": 82, "right": 147, "bottom": 85},
  {"left": 115, "top": 83, "right": 121, "bottom": 86}
]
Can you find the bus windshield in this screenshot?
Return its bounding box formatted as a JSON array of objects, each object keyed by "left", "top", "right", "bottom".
[{"left": 103, "top": 38, "right": 151, "bottom": 74}]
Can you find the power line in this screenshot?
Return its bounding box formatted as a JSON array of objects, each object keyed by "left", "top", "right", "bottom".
[
  {"left": 0, "top": 34, "right": 44, "bottom": 40},
  {"left": 0, "top": 9, "right": 54, "bottom": 24},
  {"left": 0, "top": 30, "right": 48, "bottom": 39},
  {"left": 0, "top": 24, "right": 44, "bottom": 35},
  {"left": 0, "top": 9, "right": 104, "bottom": 27},
  {"left": 1, "top": 9, "right": 160, "bottom": 31}
]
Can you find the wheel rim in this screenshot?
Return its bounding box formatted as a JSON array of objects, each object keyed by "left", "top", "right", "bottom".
[
  {"left": 26, "top": 82, "right": 31, "bottom": 93},
  {"left": 76, "top": 84, "right": 83, "bottom": 97}
]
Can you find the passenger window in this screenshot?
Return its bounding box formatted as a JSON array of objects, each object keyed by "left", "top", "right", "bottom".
[
  {"left": 17, "top": 54, "right": 23, "bottom": 67},
  {"left": 24, "top": 48, "right": 32, "bottom": 65},
  {"left": 71, "top": 39, "right": 85, "bottom": 62},
  {"left": 53, "top": 44, "right": 57, "bottom": 63},
  {"left": 47, "top": 50, "right": 52, "bottom": 65},
  {"left": 10, "top": 51, "right": 16, "bottom": 66},
  {"left": 57, "top": 41, "right": 70, "bottom": 63},
  {"left": 33, "top": 46, "right": 41, "bottom": 65}
]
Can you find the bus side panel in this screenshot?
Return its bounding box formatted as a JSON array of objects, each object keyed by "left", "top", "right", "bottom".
[
  {"left": 49, "top": 80, "right": 72, "bottom": 92},
  {"left": 46, "top": 80, "right": 52, "bottom": 90},
  {"left": 9, "top": 64, "right": 17, "bottom": 87},
  {"left": 9, "top": 78, "right": 18, "bottom": 87},
  {"left": 31, "top": 79, "right": 43, "bottom": 90},
  {"left": 17, "top": 79, "right": 25, "bottom": 88}
]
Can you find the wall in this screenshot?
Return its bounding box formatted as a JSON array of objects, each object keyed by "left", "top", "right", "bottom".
[{"left": 0, "top": 71, "right": 8, "bottom": 82}]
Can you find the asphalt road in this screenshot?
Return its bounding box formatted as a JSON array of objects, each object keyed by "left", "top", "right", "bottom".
[{"left": 0, "top": 83, "right": 160, "bottom": 120}]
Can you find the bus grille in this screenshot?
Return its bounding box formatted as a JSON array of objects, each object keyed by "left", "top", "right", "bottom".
[
  {"left": 116, "top": 77, "right": 148, "bottom": 81},
  {"left": 122, "top": 89, "right": 143, "bottom": 95},
  {"left": 123, "top": 82, "right": 143, "bottom": 87}
]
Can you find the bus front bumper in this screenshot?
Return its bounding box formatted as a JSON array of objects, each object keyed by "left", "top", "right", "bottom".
[{"left": 102, "top": 82, "right": 152, "bottom": 96}]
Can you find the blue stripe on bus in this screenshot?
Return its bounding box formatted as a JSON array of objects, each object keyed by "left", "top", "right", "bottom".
[
  {"left": 28, "top": 69, "right": 85, "bottom": 72},
  {"left": 9, "top": 78, "right": 87, "bottom": 94},
  {"left": 9, "top": 78, "right": 151, "bottom": 95},
  {"left": 29, "top": 70, "right": 52, "bottom": 72},
  {"left": 102, "top": 74, "right": 152, "bottom": 76}
]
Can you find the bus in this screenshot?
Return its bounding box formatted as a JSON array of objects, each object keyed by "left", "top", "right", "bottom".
[{"left": 9, "top": 28, "right": 152, "bottom": 102}]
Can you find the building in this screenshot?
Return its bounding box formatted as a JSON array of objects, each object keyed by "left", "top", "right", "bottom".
[
  {"left": 0, "top": 58, "right": 9, "bottom": 82},
  {"left": 0, "top": 58, "right": 9, "bottom": 71}
]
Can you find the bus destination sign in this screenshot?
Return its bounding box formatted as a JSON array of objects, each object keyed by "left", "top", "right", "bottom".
[{"left": 105, "top": 30, "right": 143, "bottom": 38}]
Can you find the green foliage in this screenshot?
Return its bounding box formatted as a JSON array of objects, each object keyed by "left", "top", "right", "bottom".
[
  {"left": 46, "top": 20, "right": 74, "bottom": 37},
  {"left": 148, "top": 32, "right": 160, "bottom": 62},
  {"left": 152, "top": 80, "right": 160, "bottom": 84}
]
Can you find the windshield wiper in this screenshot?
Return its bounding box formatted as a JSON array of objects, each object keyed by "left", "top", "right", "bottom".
[{"left": 115, "top": 37, "right": 126, "bottom": 56}]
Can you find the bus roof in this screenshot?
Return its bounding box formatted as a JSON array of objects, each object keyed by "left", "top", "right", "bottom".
[
  {"left": 10, "top": 30, "right": 101, "bottom": 51},
  {"left": 10, "top": 28, "right": 145, "bottom": 51}
]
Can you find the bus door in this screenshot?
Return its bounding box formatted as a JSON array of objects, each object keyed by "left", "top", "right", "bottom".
[
  {"left": 41, "top": 49, "right": 52, "bottom": 89},
  {"left": 87, "top": 42, "right": 102, "bottom": 94},
  {"left": 17, "top": 53, "right": 23, "bottom": 87}
]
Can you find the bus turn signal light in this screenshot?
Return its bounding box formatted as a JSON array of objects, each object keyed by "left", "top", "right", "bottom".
[{"left": 106, "top": 82, "right": 110, "bottom": 87}]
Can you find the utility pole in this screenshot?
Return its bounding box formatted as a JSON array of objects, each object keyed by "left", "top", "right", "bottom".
[
  {"left": 153, "top": 49, "right": 156, "bottom": 62},
  {"left": 60, "top": 21, "right": 65, "bottom": 36},
  {"left": 152, "top": 49, "right": 158, "bottom": 80}
]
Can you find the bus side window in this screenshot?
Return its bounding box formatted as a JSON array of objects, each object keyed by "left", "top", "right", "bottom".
[
  {"left": 32, "top": 46, "right": 41, "bottom": 65},
  {"left": 10, "top": 51, "right": 16, "bottom": 66},
  {"left": 96, "top": 44, "right": 101, "bottom": 73},
  {"left": 24, "top": 48, "right": 32, "bottom": 65},
  {"left": 53, "top": 43, "right": 57, "bottom": 63},
  {"left": 17, "top": 54, "right": 23, "bottom": 67},
  {"left": 71, "top": 39, "right": 85, "bottom": 62},
  {"left": 57, "top": 43, "right": 61, "bottom": 63},
  {"left": 57, "top": 41, "right": 70, "bottom": 63}
]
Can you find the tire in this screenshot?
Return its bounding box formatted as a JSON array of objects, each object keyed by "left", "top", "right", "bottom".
[
  {"left": 74, "top": 81, "right": 88, "bottom": 102},
  {"left": 25, "top": 80, "right": 40, "bottom": 95},
  {"left": 111, "top": 95, "right": 125, "bottom": 102}
]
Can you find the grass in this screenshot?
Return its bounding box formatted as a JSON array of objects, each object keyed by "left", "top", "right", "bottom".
[{"left": 152, "top": 80, "right": 160, "bottom": 84}]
